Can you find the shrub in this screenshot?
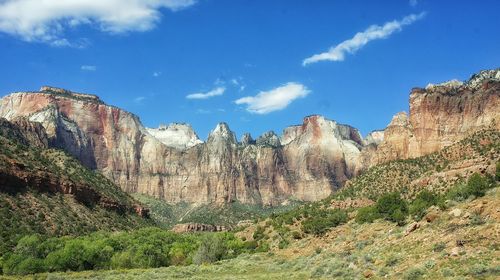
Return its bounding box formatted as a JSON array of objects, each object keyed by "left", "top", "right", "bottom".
[
  {"left": 469, "top": 212, "right": 485, "bottom": 225},
  {"left": 291, "top": 231, "right": 302, "bottom": 240},
  {"left": 355, "top": 206, "right": 381, "bottom": 224},
  {"left": 447, "top": 173, "right": 492, "bottom": 201},
  {"left": 496, "top": 161, "right": 500, "bottom": 181},
  {"left": 466, "top": 173, "right": 490, "bottom": 197},
  {"left": 403, "top": 267, "right": 425, "bottom": 280},
  {"left": 301, "top": 209, "right": 348, "bottom": 235},
  {"left": 376, "top": 192, "right": 408, "bottom": 224},
  {"left": 253, "top": 226, "right": 266, "bottom": 241},
  {"left": 432, "top": 242, "right": 446, "bottom": 252},
  {"left": 192, "top": 234, "right": 227, "bottom": 265},
  {"left": 385, "top": 254, "right": 399, "bottom": 267},
  {"left": 409, "top": 190, "right": 441, "bottom": 220}
]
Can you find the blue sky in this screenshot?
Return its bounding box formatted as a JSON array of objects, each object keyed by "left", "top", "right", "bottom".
[{"left": 0, "top": 0, "right": 499, "bottom": 140}]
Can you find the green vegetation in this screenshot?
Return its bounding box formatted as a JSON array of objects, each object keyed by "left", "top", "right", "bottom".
[
  {"left": 375, "top": 192, "right": 409, "bottom": 225},
  {"left": 355, "top": 205, "right": 381, "bottom": 223},
  {"left": 1, "top": 228, "right": 258, "bottom": 275},
  {"left": 133, "top": 193, "right": 303, "bottom": 228},
  {"left": 0, "top": 124, "right": 151, "bottom": 259},
  {"left": 409, "top": 190, "right": 442, "bottom": 220},
  {"left": 301, "top": 209, "right": 348, "bottom": 235},
  {"left": 333, "top": 129, "right": 499, "bottom": 200},
  {"left": 446, "top": 173, "right": 495, "bottom": 201},
  {"left": 354, "top": 171, "right": 497, "bottom": 227}
]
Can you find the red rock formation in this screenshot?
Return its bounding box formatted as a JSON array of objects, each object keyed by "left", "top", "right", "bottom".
[
  {"left": 0, "top": 89, "right": 363, "bottom": 205},
  {"left": 171, "top": 223, "right": 228, "bottom": 233},
  {"left": 362, "top": 69, "right": 499, "bottom": 167}
]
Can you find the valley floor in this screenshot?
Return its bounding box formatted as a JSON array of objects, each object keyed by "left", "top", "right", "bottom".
[{"left": 7, "top": 187, "right": 499, "bottom": 280}]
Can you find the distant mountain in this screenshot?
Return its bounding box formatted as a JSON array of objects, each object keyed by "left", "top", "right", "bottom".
[{"left": 0, "top": 69, "right": 498, "bottom": 206}]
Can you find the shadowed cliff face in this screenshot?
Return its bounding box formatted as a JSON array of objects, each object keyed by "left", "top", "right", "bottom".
[{"left": 361, "top": 69, "right": 500, "bottom": 167}]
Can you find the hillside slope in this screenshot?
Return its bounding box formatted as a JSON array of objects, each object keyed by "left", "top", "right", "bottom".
[
  {"left": 340, "top": 128, "right": 499, "bottom": 200},
  {"left": 0, "top": 118, "right": 151, "bottom": 255}
]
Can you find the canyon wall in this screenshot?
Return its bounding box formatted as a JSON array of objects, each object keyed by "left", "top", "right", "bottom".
[
  {"left": 362, "top": 69, "right": 499, "bottom": 168},
  {"left": 0, "top": 89, "right": 364, "bottom": 205}
]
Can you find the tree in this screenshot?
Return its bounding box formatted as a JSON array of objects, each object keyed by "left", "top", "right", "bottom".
[
  {"left": 376, "top": 192, "right": 408, "bottom": 224},
  {"left": 193, "top": 234, "right": 227, "bottom": 265}
]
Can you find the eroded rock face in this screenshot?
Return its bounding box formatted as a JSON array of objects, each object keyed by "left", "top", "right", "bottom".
[
  {"left": 171, "top": 223, "right": 228, "bottom": 233},
  {"left": 282, "top": 115, "right": 365, "bottom": 200},
  {"left": 362, "top": 69, "right": 500, "bottom": 167}
]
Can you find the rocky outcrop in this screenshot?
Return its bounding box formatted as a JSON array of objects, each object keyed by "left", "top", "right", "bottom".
[
  {"left": 256, "top": 131, "right": 281, "bottom": 147},
  {"left": 0, "top": 117, "right": 49, "bottom": 148},
  {"left": 146, "top": 123, "right": 202, "bottom": 150},
  {"left": 329, "top": 198, "right": 374, "bottom": 209},
  {"left": 282, "top": 115, "right": 365, "bottom": 200},
  {"left": 171, "top": 223, "right": 228, "bottom": 233},
  {"left": 362, "top": 69, "right": 500, "bottom": 167},
  {"left": 240, "top": 133, "right": 255, "bottom": 146}
]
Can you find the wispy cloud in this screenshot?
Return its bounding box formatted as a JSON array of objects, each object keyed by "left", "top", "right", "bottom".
[
  {"left": 0, "top": 0, "right": 196, "bottom": 46},
  {"left": 81, "top": 65, "right": 96, "bottom": 71},
  {"left": 303, "top": 12, "right": 426, "bottom": 65},
  {"left": 186, "top": 87, "right": 225, "bottom": 100},
  {"left": 409, "top": 0, "right": 418, "bottom": 7},
  {"left": 134, "top": 96, "right": 146, "bottom": 103},
  {"left": 196, "top": 109, "right": 211, "bottom": 114},
  {"left": 153, "top": 71, "right": 161, "bottom": 77},
  {"left": 235, "top": 82, "right": 310, "bottom": 114}
]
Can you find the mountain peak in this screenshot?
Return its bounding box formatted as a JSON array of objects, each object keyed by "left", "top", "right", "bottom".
[
  {"left": 208, "top": 122, "right": 237, "bottom": 144},
  {"left": 256, "top": 131, "right": 281, "bottom": 147},
  {"left": 240, "top": 133, "right": 255, "bottom": 146},
  {"left": 147, "top": 123, "right": 203, "bottom": 150}
]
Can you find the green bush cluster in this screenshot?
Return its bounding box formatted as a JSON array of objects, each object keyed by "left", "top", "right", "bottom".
[
  {"left": 355, "top": 205, "right": 381, "bottom": 224},
  {"left": 1, "top": 228, "right": 255, "bottom": 275},
  {"left": 409, "top": 190, "right": 443, "bottom": 220},
  {"left": 446, "top": 173, "right": 495, "bottom": 201},
  {"left": 375, "top": 192, "right": 408, "bottom": 225},
  {"left": 356, "top": 172, "right": 497, "bottom": 225},
  {"left": 301, "top": 209, "right": 348, "bottom": 235}
]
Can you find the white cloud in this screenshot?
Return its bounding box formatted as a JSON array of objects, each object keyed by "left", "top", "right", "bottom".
[
  {"left": 303, "top": 12, "right": 426, "bottom": 65},
  {"left": 0, "top": 0, "right": 196, "bottom": 45},
  {"left": 134, "top": 96, "right": 146, "bottom": 103},
  {"left": 186, "top": 87, "right": 225, "bottom": 100},
  {"left": 153, "top": 71, "right": 161, "bottom": 77},
  {"left": 409, "top": 0, "right": 418, "bottom": 7},
  {"left": 81, "top": 65, "right": 96, "bottom": 71},
  {"left": 235, "top": 82, "right": 310, "bottom": 114}
]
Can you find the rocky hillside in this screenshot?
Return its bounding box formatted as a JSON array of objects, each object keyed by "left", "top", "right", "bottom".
[
  {"left": 362, "top": 69, "right": 500, "bottom": 168},
  {"left": 341, "top": 128, "right": 499, "bottom": 200},
  {"left": 0, "top": 88, "right": 367, "bottom": 206},
  {"left": 0, "top": 118, "right": 151, "bottom": 254}
]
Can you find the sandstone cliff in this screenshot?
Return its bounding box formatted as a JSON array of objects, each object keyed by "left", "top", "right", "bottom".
[
  {"left": 0, "top": 87, "right": 364, "bottom": 205},
  {"left": 361, "top": 69, "right": 500, "bottom": 167}
]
